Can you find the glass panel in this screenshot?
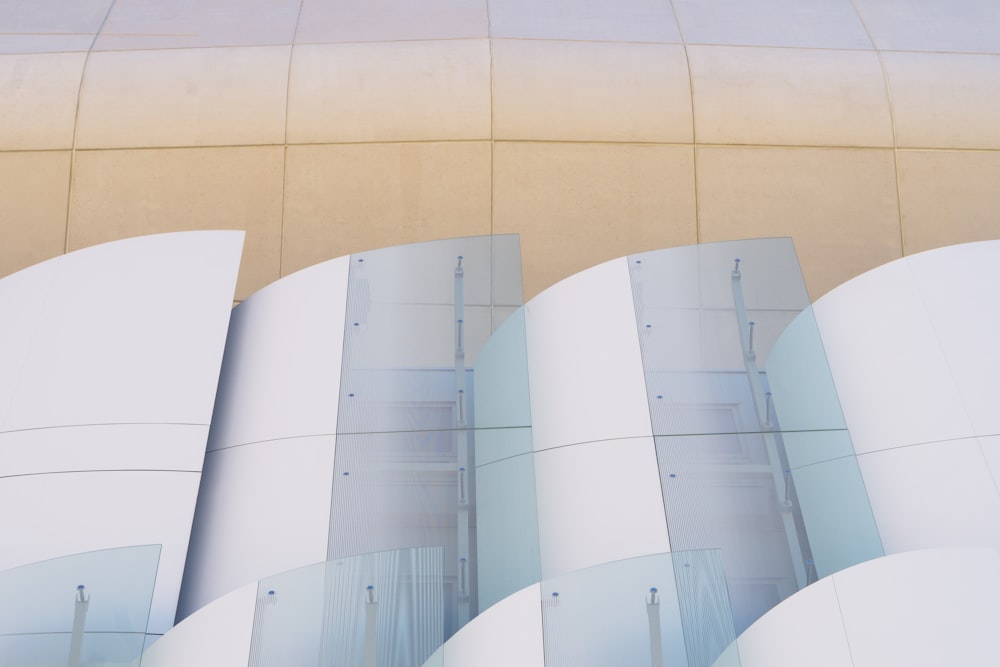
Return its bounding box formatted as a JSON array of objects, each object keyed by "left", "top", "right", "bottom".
[
  {"left": 328, "top": 431, "right": 474, "bottom": 637},
  {"left": 539, "top": 551, "right": 737, "bottom": 667},
  {"left": 789, "top": 456, "right": 883, "bottom": 580},
  {"left": 630, "top": 239, "right": 882, "bottom": 634},
  {"left": 248, "top": 548, "right": 445, "bottom": 667},
  {"left": 329, "top": 235, "right": 525, "bottom": 639},
  {"left": 473, "top": 307, "right": 533, "bottom": 465},
  {"left": 0, "top": 545, "right": 159, "bottom": 667},
  {"left": 336, "top": 235, "right": 523, "bottom": 436},
  {"left": 474, "top": 446, "right": 540, "bottom": 611}
]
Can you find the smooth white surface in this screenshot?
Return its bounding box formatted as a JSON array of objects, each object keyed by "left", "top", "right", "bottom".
[
  {"left": 208, "top": 256, "right": 348, "bottom": 451},
  {"left": 736, "top": 577, "right": 851, "bottom": 667},
  {"left": 0, "top": 471, "right": 201, "bottom": 635},
  {"left": 524, "top": 257, "right": 653, "bottom": 451},
  {"left": 0, "top": 424, "right": 208, "bottom": 477},
  {"left": 140, "top": 581, "right": 256, "bottom": 667},
  {"left": 0, "top": 232, "right": 241, "bottom": 636},
  {"left": 533, "top": 437, "right": 669, "bottom": 578},
  {"left": 903, "top": 242, "right": 1000, "bottom": 437},
  {"left": 813, "top": 254, "right": 975, "bottom": 454},
  {"left": 732, "top": 549, "right": 1000, "bottom": 667},
  {"left": 836, "top": 549, "right": 1000, "bottom": 667},
  {"left": 857, "top": 439, "right": 1000, "bottom": 554},
  {"left": 179, "top": 436, "right": 336, "bottom": 619},
  {"left": 441, "top": 583, "right": 544, "bottom": 667},
  {"left": 0, "top": 231, "right": 243, "bottom": 430}
]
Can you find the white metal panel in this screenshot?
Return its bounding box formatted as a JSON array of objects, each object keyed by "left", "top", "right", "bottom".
[
  {"left": 835, "top": 548, "right": 1000, "bottom": 667},
  {"left": 440, "top": 583, "right": 544, "bottom": 667},
  {"left": 207, "top": 256, "right": 348, "bottom": 451},
  {"left": 533, "top": 437, "right": 669, "bottom": 578},
  {"left": 524, "top": 257, "right": 652, "bottom": 451},
  {"left": 0, "top": 471, "right": 202, "bottom": 635},
  {"left": 903, "top": 241, "right": 1000, "bottom": 437},
  {"left": 734, "top": 577, "right": 851, "bottom": 667},
  {"left": 0, "top": 424, "right": 208, "bottom": 477},
  {"left": 857, "top": 439, "right": 1000, "bottom": 554},
  {"left": 0, "top": 231, "right": 243, "bottom": 430},
  {"left": 732, "top": 549, "right": 1000, "bottom": 667},
  {"left": 178, "top": 436, "right": 337, "bottom": 619},
  {"left": 813, "top": 256, "right": 974, "bottom": 454},
  {"left": 140, "top": 582, "right": 256, "bottom": 667}
]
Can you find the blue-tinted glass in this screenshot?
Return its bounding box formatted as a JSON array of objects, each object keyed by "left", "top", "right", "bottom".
[
  {"left": 539, "top": 552, "right": 737, "bottom": 667},
  {"left": 0, "top": 545, "right": 159, "bottom": 667},
  {"left": 249, "top": 548, "right": 445, "bottom": 667}
]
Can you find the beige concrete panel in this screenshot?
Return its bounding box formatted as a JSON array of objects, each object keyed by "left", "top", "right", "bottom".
[
  {"left": 689, "top": 45, "right": 893, "bottom": 147},
  {"left": 853, "top": 0, "right": 1000, "bottom": 54},
  {"left": 493, "top": 142, "right": 697, "bottom": 300},
  {"left": 673, "top": 0, "right": 871, "bottom": 49},
  {"left": 296, "top": 0, "right": 488, "bottom": 43},
  {"left": 282, "top": 142, "right": 491, "bottom": 274},
  {"left": 0, "top": 0, "right": 110, "bottom": 54},
  {"left": 696, "top": 146, "right": 901, "bottom": 299},
  {"left": 492, "top": 40, "right": 692, "bottom": 143},
  {"left": 897, "top": 150, "right": 1000, "bottom": 256},
  {"left": 95, "top": 0, "right": 300, "bottom": 50},
  {"left": 488, "top": 0, "right": 681, "bottom": 42},
  {"left": 76, "top": 46, "right": 289, "bottom": 149},
  {"left": 0, "top": 52, "right": 85, "bottom": 150},
  {"left": 0, "top": 151, "right": 70, "bottom": 278},
  {"left": 67, "top": 146, "right": 282, "bottom": 299},
  {"left": 287, "top": 40, "right": 490, "bottom": 144},
  {"left": 882, "top": 52, "right": 1000, "bottom": 150}
]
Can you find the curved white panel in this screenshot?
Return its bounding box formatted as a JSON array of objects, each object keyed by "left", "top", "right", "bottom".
[
  {"left": 439, "top": 583, "right": 544, "bottom": 667},
  {"left": 813, "top": 255, "right": 975, "bottom": 454},
  {"left": 207, "top": 255, "right": 349, "bottom": 451},
  {"left": 732, "top": 548, "right": 1000, "bottom": 667},
  {"left": 140, "top": 581, "right": 256, "bottom": 667},
  {"left": 524, "top": 257, "right": 652, "bottom": 451},
  {"left": 0, "top": 471, "right": 201, "bottom": 635},
  {"left": 179, "top": 436, "right": 336, "bottom": 619},
  {"left": 534, "top": 438, "right": 669, "bottom": 578},
  {"left": 857, "top": 439, "right": 1000, "bottom": 554},
  {"left": 734, "top": 577, "right": 850, "bottom": 667},
  {"left": 0, "top": 231, "right": 242, "bottom": 430},
  {"left": 0, "top": 424, "right": 208, "bottom": 476},
  {"left": 0, "top": 232, "right": 242, "bottom": 636}
]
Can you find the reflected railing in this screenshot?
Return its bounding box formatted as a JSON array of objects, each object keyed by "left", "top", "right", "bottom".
[
  {"left": 0, "top": 545, "right": 160, "bottom": 667},
  {"left": 423, "top": 550, "right": 739, "bottom": 667},
  {"left": 629, "top": 239, "right": 883, "bottom": 633},
  {"left": 246, "top": 548, "right": 445, "bottom": 667},
  {"left": 328, "top": 235, "right": 526, "bottom": 641}
]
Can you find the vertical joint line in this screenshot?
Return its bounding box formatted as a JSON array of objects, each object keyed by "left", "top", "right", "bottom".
[
  {"left": 849, "top": 0, "right": 905, "bottom": 258},
  {"left": 279, "top": 1, "right": 307, "bottom": 280},
  {"left": 65, "top": 0, "right": 120, "bottom": 254}
]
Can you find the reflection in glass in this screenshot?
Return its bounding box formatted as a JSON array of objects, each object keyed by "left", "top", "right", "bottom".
[
  {"left": 248, "top": 548, "right": 444, "bottom": 667},
  {"left": 539, "top": 552, "right": 737, "bottom": 667},
  {"left": 0, "top": 545, "right": 159, "bottom": 667},
  {"left": 630, "top": 239, "right": 882, "bottom": 633},
  {"left": 329, "top": 236, "right": 525, "bottom": 640}
]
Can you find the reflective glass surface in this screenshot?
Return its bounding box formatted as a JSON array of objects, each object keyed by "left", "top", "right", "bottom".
[
  {"left": 629, "top": 239, "right": 883, "bottom": 633},
  {"left": 0, "top": 545, "right": 159, "bottom": 667},
  {"left": 248, "top": 548, "right": 445, "bottom": 667},
  {"left": 329, "top": 235, "right": 526, "bottom": 639},
  {"left": 428, "top": 551, "right": 739, "bottom": 667}
]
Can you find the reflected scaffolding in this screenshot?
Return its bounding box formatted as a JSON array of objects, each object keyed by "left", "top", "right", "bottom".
[
  {"left": 328, "top": 235, "right": 526, "bottom": 640},
  {"left": 629, "top": 239, "right": 883, "bottom": 633}
]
